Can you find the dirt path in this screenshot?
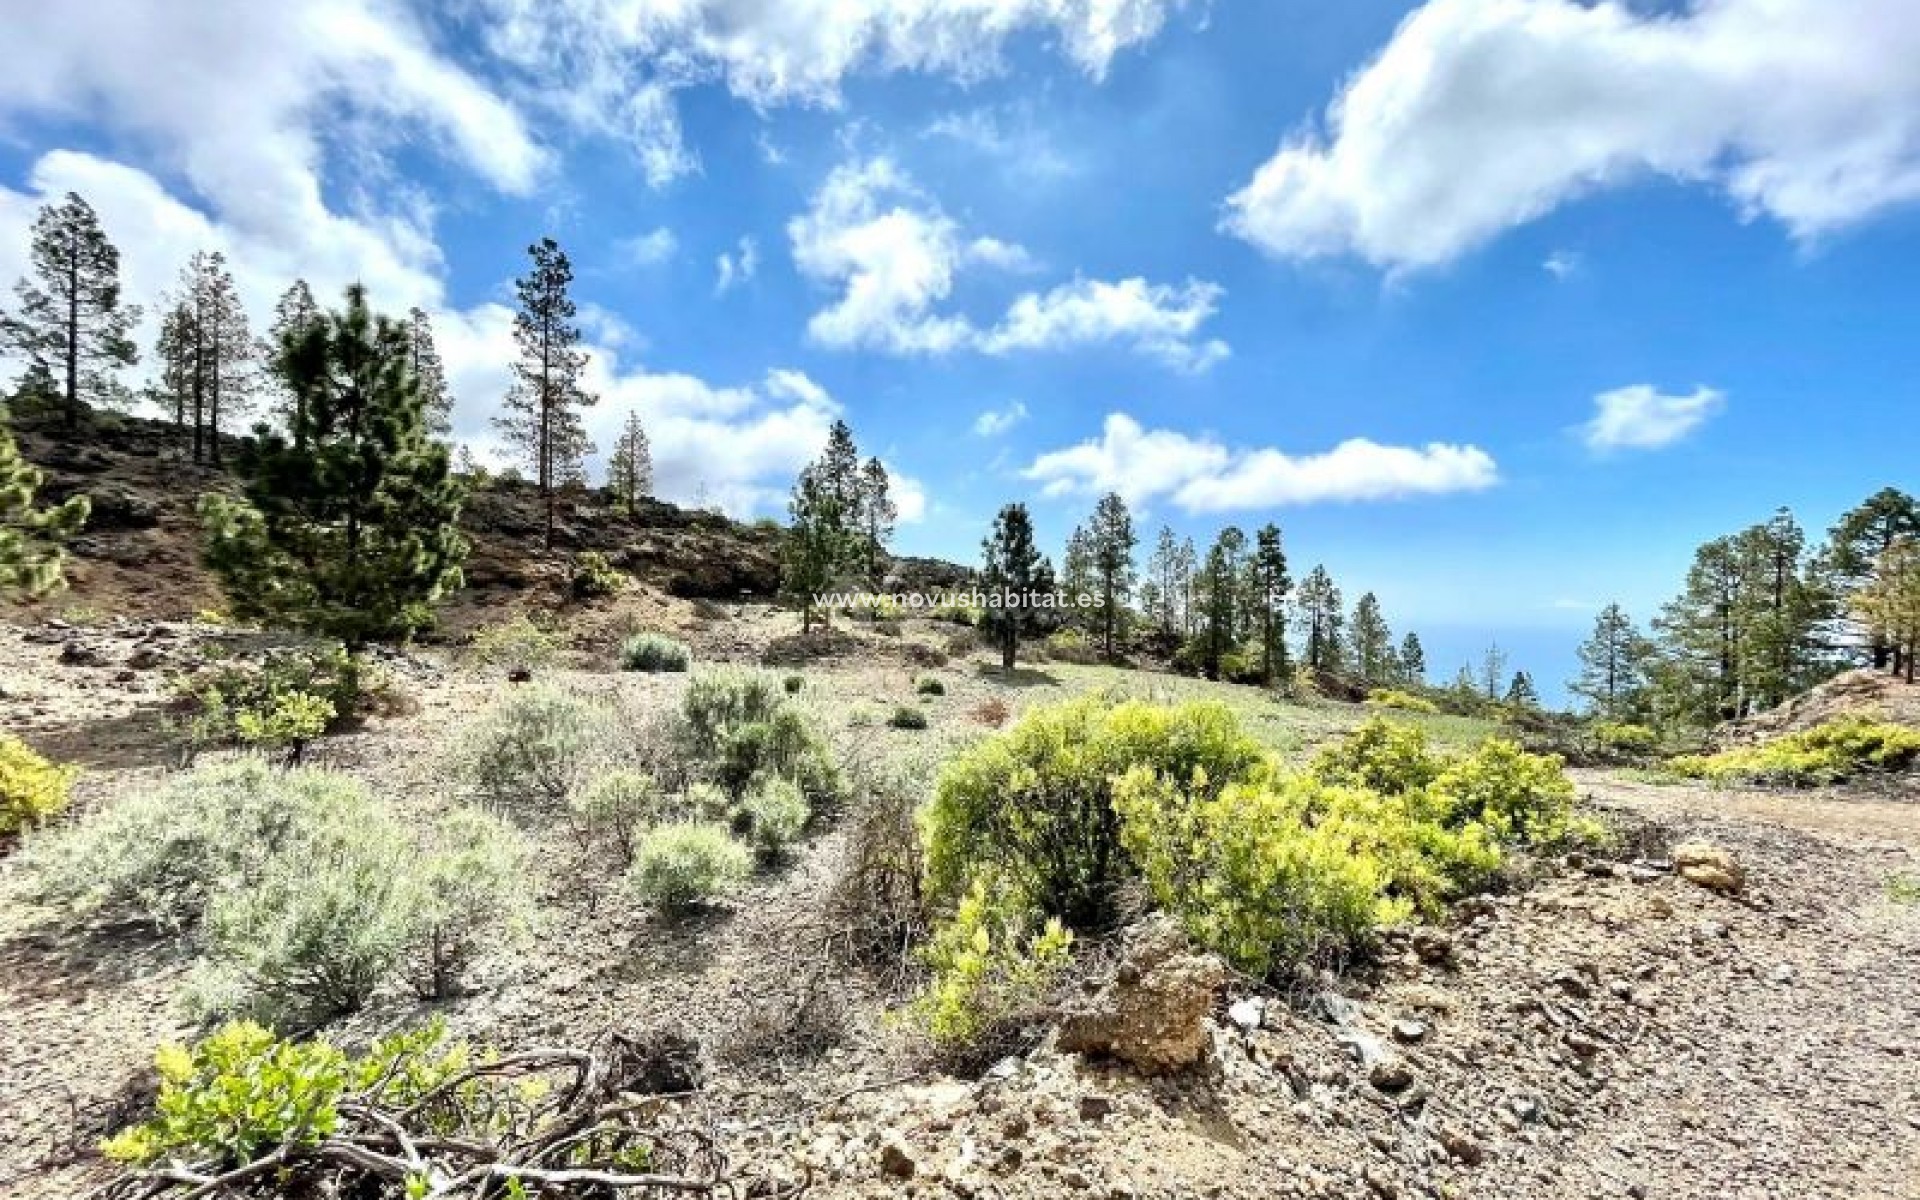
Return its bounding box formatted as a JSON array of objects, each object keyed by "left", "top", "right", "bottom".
[{"left": 1574, "top": 767, "right": 1920, "bottom": 849}]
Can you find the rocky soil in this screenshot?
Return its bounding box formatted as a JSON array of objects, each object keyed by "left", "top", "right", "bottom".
[{"left": 1, "top": 618, "right": 1917, "bottom": 1200}]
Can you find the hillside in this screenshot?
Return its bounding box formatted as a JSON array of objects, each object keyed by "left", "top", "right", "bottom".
[{"left": 5, "top": 405, "right": 972, "bottom": 631}]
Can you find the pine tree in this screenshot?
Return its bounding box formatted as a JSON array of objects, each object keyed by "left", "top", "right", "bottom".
[
  {"left": 1820, "top": 488, "right": 1920, "bottom": 668},
  {"left": 1147, "top": 526, "right": 1182, "bottom": 636},
  {"left": 199, "top": 285, "right": 467, "bottom": 648},
  {"left": 408, "top": 307, "right": 453, "bottom": 439},
  {"left": 1061, "top": 525, "right": 1097, "bottom": 630},
  {"left": 1505, "top": 671, "right": 1540, "bottom": 709},
  {"left": 156, "top": 252, "right": 256, "bottom": 465},
  {"left": 1856, "top": 537, "right": 1920, "bottom": 682},
  {"left": 1350, "top": 592, "right": 1394, "bottom": 684},
  {"left": 1, "top": 193, "right": 140, "bottom": 431},
  {"left": 1199, "top": 537, "right": 1238, "bottom": 680},
  {"left": 981, "top": 502, "right": 1055, "bottom": 671},
  {"left": 783, "top": 460, "right": 850, "bottom": 634},
  {"left": 1398, "top": 632, "right": 1426, "bottom": 684},
  {"left": 267, "top": 280, "right": 322, "bottom": 437},
  {"left": 1249, "top": 523, "right": 1290, "bottom": 685},
  {"left": 1088, "top": 493, "right": 1136, "bottom": 660},
  {"left": 606, "top": 411, "right": 653, "bottom": 517},
  {"left": 1294, "top": 565, "right": 1344, "bottom": 674},
  {"left": 495, "top": 238, "right": 597, "bottom": 549},
  {"left": 1572, "top": 603, "right": 1652, "bottom": 719},
  {"left": 0, "top": 407, "right": 89, "bottom": 596},
  {"left": 1479, "top": 642, "right": 1508, "bottom": 700},
  {"left": 815, "top": 419, "right": 864, "bottom": 519},
  {"left": 857, "top": 456, "right": 897, "bottom": 587}
]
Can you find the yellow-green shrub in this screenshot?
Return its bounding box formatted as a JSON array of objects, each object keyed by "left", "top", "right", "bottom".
[
  {"left": 0, "top": 735, "right": 75, "bottom": 838},
  {"left": 1365, "top": 688, "right": 1439, "bottom": 714},
  {"left": 906, "top": 875, "right": 1073, "bottom": 1057},
  {"left": 922, "top": 694, "right": 1270, "bottom": 929},
  {"left": 1310, "top": 717, "right": 1444, "bottom": 795},
  {"left": 1426, "top": 738, "right": 1578, "bottom": 844},
  {"left": 1670, "top": 718, "right": 1920, "bottom": 786},
  {"left": 1592, "top": 721, "right": 1658, "bottom": 754}
]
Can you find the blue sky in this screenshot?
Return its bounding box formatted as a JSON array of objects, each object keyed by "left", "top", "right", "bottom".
[{"left": 1, "top": 0, "right": 1915, "bottom": 699}]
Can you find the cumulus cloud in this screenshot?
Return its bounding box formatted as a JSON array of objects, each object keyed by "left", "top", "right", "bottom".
[
  {"left": 1024, "top": 414, "right": 1499, "bottom": 511},
  {"left": 790, "top": 158, "right": 1227, "bottom": 367},
  {"left": 974, "top": 400, "right": 1029, "bottom": 437},
  {"left": 715, "top": 236, "right": 759, "bottom": 294},
  {"left": 1223, "top": 0, "right": 1920, "bottom": 270},
  {"left": 1581, "top": 384, "right": 1725, "bottom": 453},
  {"left": 616, "top": 227, "right": 678, "bottom": 268},
  {"left": 983, "top": 278, "right": 1228, "bottom": 372}
]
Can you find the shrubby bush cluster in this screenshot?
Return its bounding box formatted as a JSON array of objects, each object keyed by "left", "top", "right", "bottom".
[
  {"left": 1365, "top": 688, "right": 1440, "bottom": 714},
  {"left": 0, "top": 734, "right": 76, "bottom": 839},
  {"left": 466, "top": 613, "right": 563, "bottom": 678},
  {"left": 628, "top": 822, "right": 751, "bottom": 911},
  {"left": 1591, "top": 721, "right": 1659, "bottom": 755},
  {"left": 456, "top": 684, "right": 606, "bottom": 809},
  {"left": 170, "top": 644, "right": 391, "bottom": 762},
  {"left": 888, "top": 705, "right": 929, "bottom": 730},
  {"left": 914, "top": 699, "right": 1592, "bottom": 1039},
  {"left": 1670, "top": 717, "right": 1920, "bottom": 786},
  {"left": 907, "top": 875, "right": 1073, "bottom": 1061},
  {"left": 570, "top": 550, "right": 626, "bottom": 600},
  {"left": 27, "top": 759, "right": 532, "bottom": 1025},
  {"left": 619, "top": 631, "right": 690, "bottom": 673}
]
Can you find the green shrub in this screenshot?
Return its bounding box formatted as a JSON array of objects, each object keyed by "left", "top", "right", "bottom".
[
  {"left": 1427, "top": 738, "right": 1577, "bottom": 843},
  {"left": 29, "top": 762, "right": 527, "bottom": 1024},
  {"left": 682, "top": 781, "right": 734, "bottom": 821},
  {"left": 570, "top": 550, "right": 626, "bottom": 600},
  {"left": 570, "top": 769, "right": 662, "bottom": 862},
  {"left": 888, "top": 705, "right": 929, "bottom": 730},
  {"left": 1310, "top": 717, "right": 1444, "bottom": 795},
  {"left": 915, "top": 676, "right": 946, "bottom": 697},
  {"left": 737, "top": 777, "right": 809, "bottom": 861},
  {"left": 923, "top": 694, "right": 1270, "bottom": 930},
  {"left": 102, "top": 1022, "right": 347, "bottom": 1167},
  {"left": 1, "top": 734, "right": 76, "bottom": 839},
  {"left": 907, "top": 875, "right": 1072, "bottom": 1059},
  {"left": 783, "top": 673, "right": 804, "bottom": 694},
  {"left": 171, "top": 644, "right": 377, "bottom": 759},
  {"left": 619, "top": 632, "right": 690, "bottom": 673},
  {"left": 456, "top": 685, "right": 603, "bottom": 808},
  {"left": 1115, "top": 771, "right": 1404, "bottom": 976},
  {"left": 467, "top": 614, "right": 563, "bottom": 677},
  {"left": 1366, "top": 688, "right": 1440, "bottom": 714},
  {"left": 103, "top": 1019, "right": 472, "bottom": 1168},
  {"left": 406, "top": 809, "right": 535, "bottom": 999},
  {"left": 233, "top": 689, "right": 335, "bottom": 761},
  {"left": 681, "top": 670, "right": 840, "bottom": 803},
  {"left": 628, "top": 823, "right": 751, "bottom": 912},
  {"left": 1043, "top": 627, "right": 1099, "bottom": 664},
  {"left": 1592, "top": 721, "right": 1659, "bottom": 754},
  {"left": 1669, "top": 717, "right": 1920, "bottom": 786}
]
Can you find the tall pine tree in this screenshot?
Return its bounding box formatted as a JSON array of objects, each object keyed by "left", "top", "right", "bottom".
[
  {"left": 408, "top": 307, "right": 453, "bottom": 439},
  {"left": 1249, "top": 523, "right": 1290, "bottom": 684},
  {"left": 1857, "top": 537, "right": 1920, "bottom": 682},
  {"left": 981, "top": 502, "right": 1055, "bottom": 671},
  {"left": 1820, "top": 488, "right": 1920, "bottom": 669},
  {"left": 1294, "top": 565, "right": 1344, "bottom": 674},
  {"left": 1350, "top": 592, "right": 1394, "bottom": 684},
  {"left": 496, "top": 238, "right": 596, "bottom": 548},
  {"left": 267, "top": 280, "right": 323, "bottom": 437},
  {"left": 2, "top": 193, "right": 140, "bottom": 431},
  {"left": 857, "top": 457, "right": 897, "bottom": 588},
  {"left": 199, "top": 285, "right": 467, "bottom": 648},
  {"left": 1087, "top": 493, "right": 1136, "bottom": 660},
  {"left": 606, "top": 411, "right": 653, "bottom": 517},
  {"left": 1572, "top": 603, "right": 1652, "bottom": 719},
  {"left": 1398, "top": 632, "right": 1426, "bottom": 684},
  {"left": 154, "top": 251, "right": 257, "bottom": 465}
]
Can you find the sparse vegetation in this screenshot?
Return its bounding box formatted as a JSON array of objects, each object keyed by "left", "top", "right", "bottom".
[
  {"left": 569, "top": 768, "right": 662, "bottom": 863},
  {"left": 455, "top": 684, "right": 604, "bottom": 809},
  {"left": 906, "top": 875, "right": 1073, "bottom": 1061},
  {"left": 737, "top": 776, "right": 809, "bottom": 861},
  {"left": 1366, "top": 688, "right": 1440, "bottom": 714},
  {"left": 570, "top": 549, "right": 626, "bottom": 599},
  {"left": 916, "top": 675, "right": 946, "bottom": 696},
  {"left": 467, "top": 612, "right": 564, "bottom": 677},
  {"left": 888, "top": 704, "right": 929, "bottom": 730}
]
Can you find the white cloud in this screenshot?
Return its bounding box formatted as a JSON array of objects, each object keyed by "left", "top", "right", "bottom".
[
  {"left": 790, "top": 158, "right": 1227, "bottom": 367},
  {"left": 983, "top": 277, "right": 1229, "bottom": 372},
  {"left": 1024, "top": 413, "right": 1499, "bottom": 511},
  {"left": 714, "top": 235, "right": 760, "bottom": 294},
  {"left": 1581, "top": 384, "right": 1725, "bottom": 452},
  {"left": 616, "top": 226, "right": 678, "bottom": 268},
  {"left": 1223, "top": 0, "right": 1920, "bottom": 270},
  {"left": 974, "top": 400, "right": 1029, "bottom": 437},
  {"left": 923, "top": 104, "right": 1078, "bottom": 182},
  {"left": 1542, "top": 250, "right": 1581, "bottom": 280}
]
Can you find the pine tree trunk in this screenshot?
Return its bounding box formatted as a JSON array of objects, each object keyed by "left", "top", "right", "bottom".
[{"left": 64, "top": 248, "right": 80, "bottom": 433}]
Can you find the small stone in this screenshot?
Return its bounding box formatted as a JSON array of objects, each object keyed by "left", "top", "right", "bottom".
[
  {"left": 1770, "top": 964, "right": 1796, "bottom": 984},
  {"left": 879, "top": 1138, "right": 917, "bottom": 1180},
  {"left": 1411, "top": 928, "right": 1454, "bottom": 965},
  {"left": 1362, "top": 1164, "right": 1399, "bottom": 1198},
  {"left": 1368, "top": 1055, "right": 1415, "bottom": 1092},
  {"left": 1391, "top": 1019, "right": 1427, "bottom": 1044},
  {"left": 1671, "top": 842, "right": 1745, "bottom": 894},
  {"left": 1078, "top": 1095, "right": 1115, "bottom": 1122},
  {"left": 1437, "top": 1122, "right": 1483, "bottom": 1165},
  {"left": 1228, "top": 997, "right": 1266, "bottom": 1031}
]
